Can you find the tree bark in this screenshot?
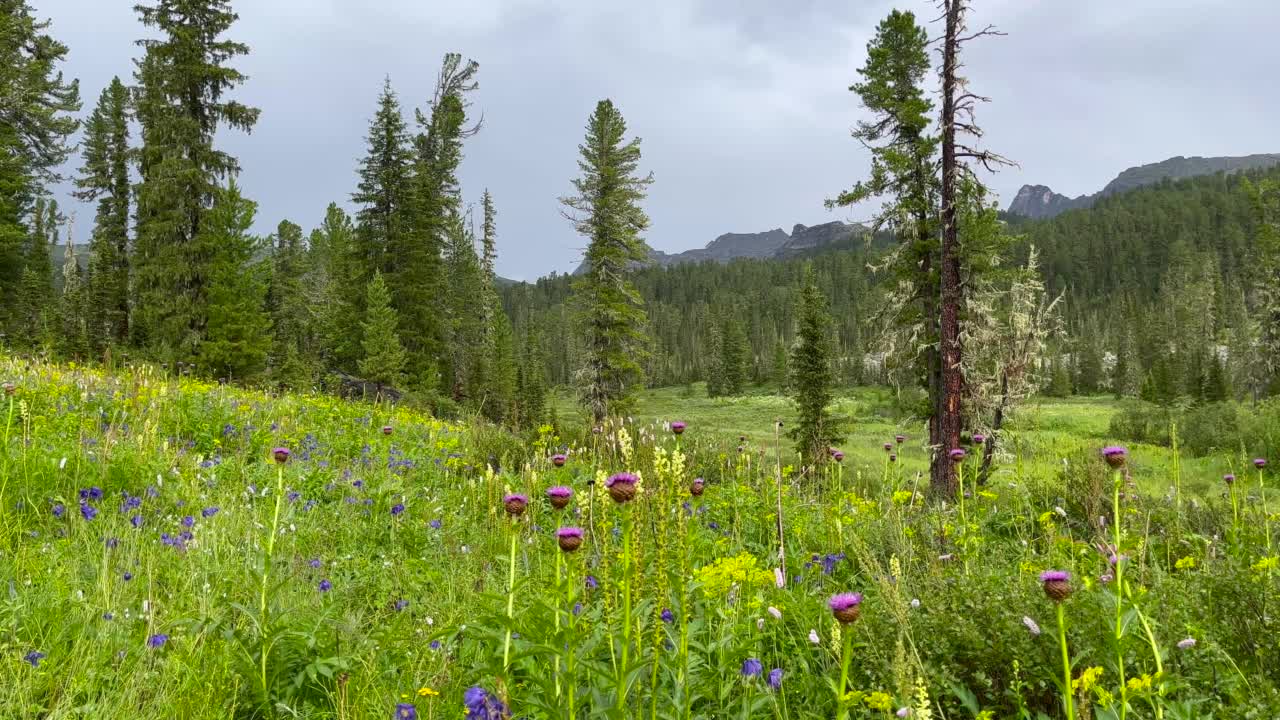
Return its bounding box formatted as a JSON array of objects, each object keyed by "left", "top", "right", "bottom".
[{"left": 934, "top": 0, "right": 964, "bottom": 499}]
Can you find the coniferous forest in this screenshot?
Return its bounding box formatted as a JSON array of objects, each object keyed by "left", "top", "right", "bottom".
[{"left": 5, "top": 0, "right": 1280, "bottom": 717}]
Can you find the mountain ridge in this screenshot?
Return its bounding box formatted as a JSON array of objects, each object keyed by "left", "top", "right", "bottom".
[
  {"left": 569, "top": 220, "right": 866, "bottom": 276},
  {"left": 1007, "top": 153, "right": 1280, "bottom": 219}
]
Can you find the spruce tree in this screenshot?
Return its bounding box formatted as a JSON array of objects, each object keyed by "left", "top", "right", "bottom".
[
  {"left": 442, "top": 215, "right": 488, "bottom": 403},
  {"left": 311, "top": 203, "right": 362, "bottom": 371},
  {"left": 358, "top": 272, "right": 407, "bottom": 392},
  {"left": 198, "top": 181, "right": 269, "bottom": 381},
  {"left": 517, "top": 324, "right": 547, "bottom": 428},
  {"left": 266, "top": 219, "right": 313, "bottom": 388},
  {"left": 132, "top": 0, "right": 259, "bottom": 363},
  {"left": 18, "top": 198, "right": 59, "bottom": 344},
  {"left": 562, "top": 99, "right": 654, "bottom": 423},
  {"left": 74, "top": 77, "right": 131, "bottom": 349},
  {"left": 789, "top": 266, "right": 841, "bottom": 470},
  {"left": 0, "top": 1, "right": 80, "bottom": 331},
  {"left": 352, "top": 78, "right": 413, "bottom": 283},
  {"left": 719, "top": 316, "right": 749, "bottom": 395},
  {"left": 399, "top": 54, "right": 480, "bottom": 388}
]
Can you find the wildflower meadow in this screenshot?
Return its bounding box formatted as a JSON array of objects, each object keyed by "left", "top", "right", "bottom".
[{"left": 3, "top": 356, "right": 1279, "bottom": 719}]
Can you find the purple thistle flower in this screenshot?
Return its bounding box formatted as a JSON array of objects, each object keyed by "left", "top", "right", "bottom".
[
  {"left": 147, "top": 634, "right": 168, "bottom": 649},
  {"left": 51, "top": 503, "right": 65, "bottom": 518},
  {"left": 272, "top": 447, "right": 291, "bottom": 464},
  {"left": 741, "top": 658, "right": 763, "bottom": 677},
  {"left": 1255, "top": 458, "right": 1267, "bottom": 469},
  {"left": 503, "top": 493, "right": 529, "bottom": 516},
  {"left": 767, "top": 668, "right": 783, "bottom": 690},
  {"left": 318, "top": 579, "right": 332, "bottom": 592},
  {"left": 1039, "top": 570, "right": 1070, "bottom": 582},
  {"left": 181, "top": 515, "right": 195, "bottom": 528},
  {"left": 79, "top": 502, "right": 97, "bottom": 521},
  {"left": 670, "top": 421, "right": 686, "bottom": 435},
  {"left": 883, "top": 442, "right": 892, "bottom": 452},
  {"left": 551, "top": 453, "right": 567, "bottom": 467},
  {"left": 948, "top": 448, "right": 966, "bottom": 462},
  {"left": 831, "top": 449, "right": 845, "bottom": 462},
  {"left": 1223, "top": 474, "right": 1235, "bottom": 485},
  {"left": 24, "top": 650, "right": 45, "bottom": 667},
  {"left": 972, "top": 433, "right": 986, "bottom": 445},
  {"left": 895, "top": 434, "right": 906, "bottom": 444},
  {"left": 829, "top": 593, "right": 863, "bottom": 611},
  {"left": 382, "top": 425, "right": 393, "bottom": 436},
  {"left": 394, "top": 703, "right": 417, "bottom": 719},
  {"left": 547, "top": 485, "right": 573, "bottom": 498},
  {"left": 1102, "top": 446, "right": 1128, "bottom": 468},
  {"left": 606, "top": 472, "right": 638, "bottom": 488},
  {"left": 391, "top": 503, "right": 405, "bottom": 516},
  {"left": 201, "top": 507, "right": 219, "bottom": 518}
]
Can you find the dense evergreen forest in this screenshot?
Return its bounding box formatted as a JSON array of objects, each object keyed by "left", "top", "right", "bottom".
[
  {"left": 504, "top": 165, "right": 1280, "bottom": 404},
  {"left": 3, "top": 0, "right": 1279, "bottom": 461}
]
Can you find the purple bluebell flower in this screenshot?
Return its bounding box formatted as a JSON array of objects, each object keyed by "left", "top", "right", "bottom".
[
  {"left": 105, "top": 537, "right": 118, "bottom": 549},
  {"left": 309, "top": 558, "right": 322, "bottom": 569},
  {"left": 767, "top": 668, "right": 783, "bottom": 690},
  {"left": 394, "top": 703, "right": 417, "bottom": 719},
  {"left": 52, "top": 503, "right": 65, "bottom": 518},
  {"left": 201, "top": 507, "right": 219, "bottom": 518},
  {"left": 391, "top": 503, "right": 405, "bottom": 516},
  {"left": 147, "top": 634, "right": 168, "bottom": 649},
  {"left": 741, "top": 658, "right": 763, "bottom": 677},
  {"left": 181, "top": 516, "right": 195, "bottom": 528},
  {"left": 429, "top": 519, "right": 442, "bottom": 529},
  {"left": 80, "top": 487, "right": 103, "bottom": 501},
  {"left": 123, "top": 572, "right": 133, "bottom": 581},
  {"left": 318, "top": 579, "right": 332, "bottom": 592},
  {"left": 429, "top": 640, "right": 441, "bottom": 650},
  {"left": 585, "top": 575, "right": 598, "bottom": 590},
  {"left": 394, "top": 599, "right": 409, "bottom": 611},
  {"left": 24, "top": 650, "right": 45, "bottom": 667},
  {"left": 130, "top": 514, "right": 143, "bottom": 528},
  {"left": 353, "top": 480, "right": 364, "bottom": 489},
  {"left": 80, "top": 502, "right": 98, "bottom": 521},
  {"left": 463, "top": 687, "right": 509, "bottom": 720},
  {"left": 121, "top": 495, "right": 142, "bottom": 512},
  {"left": 146, "top": 486, "right": 159, "bottom": 498},
  {"left": 287, "top": 491, "right": 301, "bottom": 503},
  {"left": 661, "top": 608, "right": 674, "bottom": 623}
]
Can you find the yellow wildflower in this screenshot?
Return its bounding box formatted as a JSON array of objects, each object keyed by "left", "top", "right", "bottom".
[
  {"left": 1072, "top": 666, "right": 1104, "bottom": 695},
  {"left": 417, "top": 686, "right": 439, "bottom": 697},
  {"left": 864, "top": 691, "right": 893, "bottom": 712},
  {"left": 1126, "top": 673, "right": 1154, "bottom": 693},
  {"left": 1174, "top": 556, "right": 1196, "bottom": 571}
]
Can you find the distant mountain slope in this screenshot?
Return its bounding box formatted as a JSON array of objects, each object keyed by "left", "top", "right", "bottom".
[
  {"left": 571, "top": 221, "right": 864, "bottom": 275},
  {"left": 1007, "top": 154, "right": 1280, "bottom": 219}
]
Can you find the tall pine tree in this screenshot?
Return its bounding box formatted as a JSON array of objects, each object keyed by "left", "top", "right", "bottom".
[
  {"left": 198, "top": 180, "right": 269, "bottom": 381},
  {"left": 789, "top": 266, "right": 842, "bottom": 471},
  {"left": 562, "top": 99, "right": 654, "bottom": 424},
  {"left": 358, "top": 271, "right": 408, "bottom": 393},
  {"left": 74, "top": 77, "right": 131, "bottom": 350},
  {"left": 131, "top": 0, "right": 259, "bottom": 362}
]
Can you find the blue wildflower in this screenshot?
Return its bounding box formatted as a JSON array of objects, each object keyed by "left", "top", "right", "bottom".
[
  {"left": 391, "top": 503, "right": 405, "bottom": 515},
  {"left": 147, "top": 634, "right": 168, "bottom": 649},
  {"left": 429, "top": 519, "right": 442, "bottom": 529},
  {"left": 463, "top": 686, "right": 510, "bottom": 720},
  {"left": 52, "top": 503, "right": 65, "bottom": 518},
  {"left": 660, "top": 608, "right": 674, "bottom": 623},
  {"left": 80, "top": 502, "right": 98, "bottom": 521},
  {"left": 429, "top": 640, "right": 441, "bottom": 650},
  {"left": 394, "top": 599, "right": 409, "bottom": 611},
  {"left": 24, "top": 650, "right": 45, "bottom": 667},
  {"left": 201, "top": 507, "right": 219, "bottom": 518},
  {"left": 105, "top": 537, "right": 118, "bottom": 549},
  {"left": 319, "top": 579, "right": 332, "bottom": 592},
  {"left": 123, "top": 572, "right": 133, "bottom": 581},
  {"left": 181, "top": 516, "right": 195, "bottom": 528},
  {"left": 309, "top": 558, "right": 322, "bottom": 569},
  {"left": 741, "top": 658, "right": 762, "bottom": 677},
  {"left": 585, "top": 575, "right": 598, "bottom": 590},
  {"left": 130, "top": 514, "right": 143, "bottom": 528},
  {"left": 394, "top": 703, "right": 417, "bottom": 719},
  {"left": 768, "top": 668, "right": 783, "bottom": 690},
  {"left": 80, "top": 487, "right": 103, "bottom": 501},
  {"left": 287, "top": 491, "right": 301, "bottom": 503}
]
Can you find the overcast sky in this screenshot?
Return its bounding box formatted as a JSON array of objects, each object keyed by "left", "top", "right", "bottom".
[{"left": 38, "top": 0, "right": 1280, "bottom": 281}]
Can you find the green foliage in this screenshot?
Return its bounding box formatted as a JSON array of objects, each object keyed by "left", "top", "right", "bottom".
[
  {"left": 358, "top": 271, "right": 407, "bottom": 389},
  {"left": 563, "top": 99, "right": 654, "bottom": 423},
  {"left": 311, "top": 203, "right": 362, "bottom": 371},
  {"left": 0, "top": 1, "right": 80, "bottom": 331},
  {"left": 198, "top": 181, "right": 269, "bottom": 381},
  {"left": 74, "top": 77, "right": 131, "bottom": 350},
  {"left": 131, "top": 0, "right": 259, "bottom": 362},
  {"left": 789, "top": 265, "right": 842, "bottom": 469},
  {"left": 267, "top": 220, "right": 315, "bottom": 389}
]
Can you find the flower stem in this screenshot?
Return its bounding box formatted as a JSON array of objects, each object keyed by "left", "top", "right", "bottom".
[
  {"left": 1057, "top": 603, "right": 1074, "bottom": 720},
  {"left": 555, "top": 550, "right": 563, "bottom": 699},
  {"left": 616, "top": 503, "right": 633, "bottom": 710},
  {"left": 502, "top": 524, "right": 518, "bottom": 675},
  {"left": 1112, "top": 468, "right": 1127, "bottom": 720},
  {"left": 835, "top": 625, "right": 853, "bottom": 720},
  {"left": 260, "top": 464, "right": 286, "bottom": 699}
]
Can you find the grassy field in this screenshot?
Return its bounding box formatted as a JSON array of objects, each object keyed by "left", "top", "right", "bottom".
[
  {"left": 5, "top": 361, "right": 1280, "bottom": 719},
  {"left": 558, "top": 384, "right": 1237, "bottom": 498}
]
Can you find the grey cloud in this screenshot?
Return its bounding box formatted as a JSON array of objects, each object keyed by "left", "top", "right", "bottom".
[{"left": 38, "top": 0, "right": 1280, "bottom": 280}]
